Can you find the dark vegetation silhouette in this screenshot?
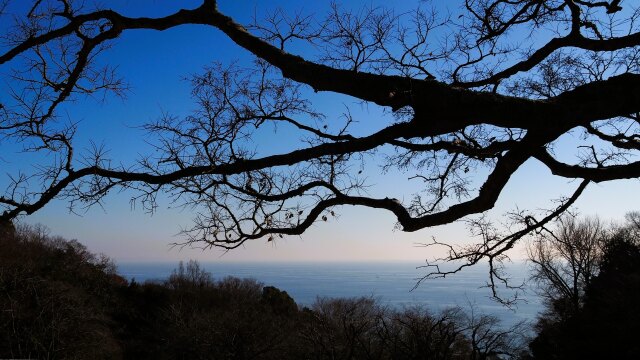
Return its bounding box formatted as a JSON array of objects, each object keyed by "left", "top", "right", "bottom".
[
  {"left": 2, "top": 212, "right": 639, "bottom": 358},
  {"left": 1, "top": 222, "right": 530, "bottom": 359},
  {"left": 0, "top": 222, "right": 122, "bottom": 359},
  {"left": 527, "top": 212, "right": 640, "bottom": 359},
  {"left": 1, "top": 0, "right": 640, "bottom": 291}
]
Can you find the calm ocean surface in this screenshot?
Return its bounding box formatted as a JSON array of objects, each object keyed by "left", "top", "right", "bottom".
[{"left": 117, "top": 261, "right": 542, "bottom": 328}]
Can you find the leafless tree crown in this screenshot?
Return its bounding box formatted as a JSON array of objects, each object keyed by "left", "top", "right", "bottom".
[{"left": 1, "top": 1, "right": 639, "bottom": 289}]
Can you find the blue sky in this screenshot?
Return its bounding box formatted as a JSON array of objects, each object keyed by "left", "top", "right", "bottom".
[{"left": 2, "top": 0, "right": 638, "bottom": 263}]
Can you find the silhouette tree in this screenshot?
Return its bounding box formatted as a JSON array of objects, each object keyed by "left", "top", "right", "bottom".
[
  {"left": 298, "top": 298, "right": 528, "bottom": 359},
  {"left": 527, "top": 215, "right": 607, "bottom": 314},
  {"left": 1, "top": 1, "right": 639, "bottom": 281},
  {"left": 529, "top": 221, "right": 640, "bottom": 359},
  {"left": 0, "top": 224, "right": 122, "bottom": 359}
]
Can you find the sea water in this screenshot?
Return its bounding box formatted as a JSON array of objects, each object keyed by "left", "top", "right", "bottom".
[{"left": 117, "top": 261, "right": 543, "bottom": 328}]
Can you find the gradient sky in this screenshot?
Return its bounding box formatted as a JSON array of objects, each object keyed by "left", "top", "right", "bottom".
[{"left": 2, "top": 0, "right": 638, "bottom": 263}]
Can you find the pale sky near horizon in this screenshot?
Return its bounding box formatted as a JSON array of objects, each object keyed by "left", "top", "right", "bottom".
[{"left": 2, "top": 0, "right": 639, "bottom": 264}]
